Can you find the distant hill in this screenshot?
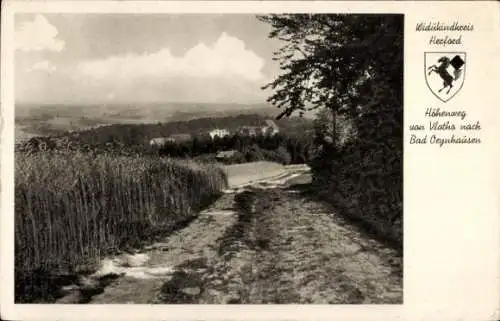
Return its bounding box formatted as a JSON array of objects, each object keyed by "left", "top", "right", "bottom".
[
  {"left": 15, "top": 102, "right": 312, "bottom": 141},
  {"left": 59, "top": 114, "right": 314, "bottom": 148}
]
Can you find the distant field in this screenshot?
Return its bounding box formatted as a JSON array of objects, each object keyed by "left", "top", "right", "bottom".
[
  {"left": 224, "top": 161, "right": 286, "bottom": 187},
  {"left": 223, "top": 161, "right": 311, "bottom": 188},
  {"left": 15, "top": 126, "right": 38, "bottom": 141}
]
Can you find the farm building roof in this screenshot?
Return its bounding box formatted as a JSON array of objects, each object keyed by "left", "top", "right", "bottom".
[{"left": 216, "top": 150, "right": 238, "bottom": 158}]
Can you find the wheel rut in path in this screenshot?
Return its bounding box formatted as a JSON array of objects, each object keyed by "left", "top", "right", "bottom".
[{"left": 193, "top": 188, "right": 402, "bottom": 304}]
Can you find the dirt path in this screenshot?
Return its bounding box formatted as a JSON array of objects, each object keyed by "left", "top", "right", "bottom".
[
  {"left": 57, "top": 164, "right": 402, "bottom": 304},
  {"left": 200, "top": 188, "right": 402, "bottom": 304}
]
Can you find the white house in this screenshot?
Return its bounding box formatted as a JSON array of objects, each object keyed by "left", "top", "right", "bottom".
[
  {"left": 209, "top": 128, "right": 230, "bottom": 139},
  {"left": 264, "top": 119, "right": 280, "bottom": 136},
  {"left": 238, "top": 126, "right": 259, "bottom": 137},
  {"left": 149, "top": 137, "right": 172, "bottom": 148},
  {"left": 215, "top": 150, "right": 238, "bottom": 160}
]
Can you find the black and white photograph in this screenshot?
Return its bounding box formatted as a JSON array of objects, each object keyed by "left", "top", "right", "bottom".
[{"left": 13, "top": 12, "right": 403, "bottom": 304}]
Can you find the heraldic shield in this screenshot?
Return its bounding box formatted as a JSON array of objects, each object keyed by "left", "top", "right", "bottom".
[{"left": 425, "top": 52, "right": 466, "bottom": 102}]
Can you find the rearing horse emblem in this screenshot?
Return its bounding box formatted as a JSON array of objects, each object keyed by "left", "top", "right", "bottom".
[{"left": 425, "top": 52, "right": 466, "bottom": 102}]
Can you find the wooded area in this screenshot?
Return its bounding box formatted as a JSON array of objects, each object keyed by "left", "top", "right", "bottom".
[{"left": 259, "top": 14, "right": 403, "bottom": 246}]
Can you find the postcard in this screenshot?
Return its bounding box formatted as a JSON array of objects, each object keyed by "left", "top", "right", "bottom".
[{"left": 1, "top": 1, "right": 499, "bottom": 320}]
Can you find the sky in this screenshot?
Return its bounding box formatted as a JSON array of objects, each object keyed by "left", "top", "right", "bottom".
[{"left": 14, "top": 14, "right": 283, "bottom": 105}]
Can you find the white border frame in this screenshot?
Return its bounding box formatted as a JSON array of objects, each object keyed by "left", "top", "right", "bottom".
[{"left": 2, "top": 1, "right": 500, "bottom": 321}]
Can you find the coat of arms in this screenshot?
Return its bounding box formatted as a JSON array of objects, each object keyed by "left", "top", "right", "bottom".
[{"left": 425, "top": 52, "right": 466, "bottom": 102}]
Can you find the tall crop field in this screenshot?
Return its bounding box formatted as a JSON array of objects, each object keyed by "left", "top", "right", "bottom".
[{"left": 15, "top": 151, "right": 227, "bottom": 302}]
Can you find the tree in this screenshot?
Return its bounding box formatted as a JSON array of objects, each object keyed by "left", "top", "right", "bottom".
[
  {"left": 192, "top": 137, "right": 202, "bottom": 156},
  {"left": 276, "top": 146, "right": 292, "bottom": 165},
  {"left": 313, "top": 108, "right": 336, "bottom": 146},
  {"left": 246, "top": 144, "right": 264, "bottom": 162},
  {"left": 232, "top": 135, "right": 242, "bottom": 151},
  {"left": 257, "top": 14, "right": 403, "bottom": 145},
  {"left": 258, "top": 14, "right": 403, "bottom": 244}
]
